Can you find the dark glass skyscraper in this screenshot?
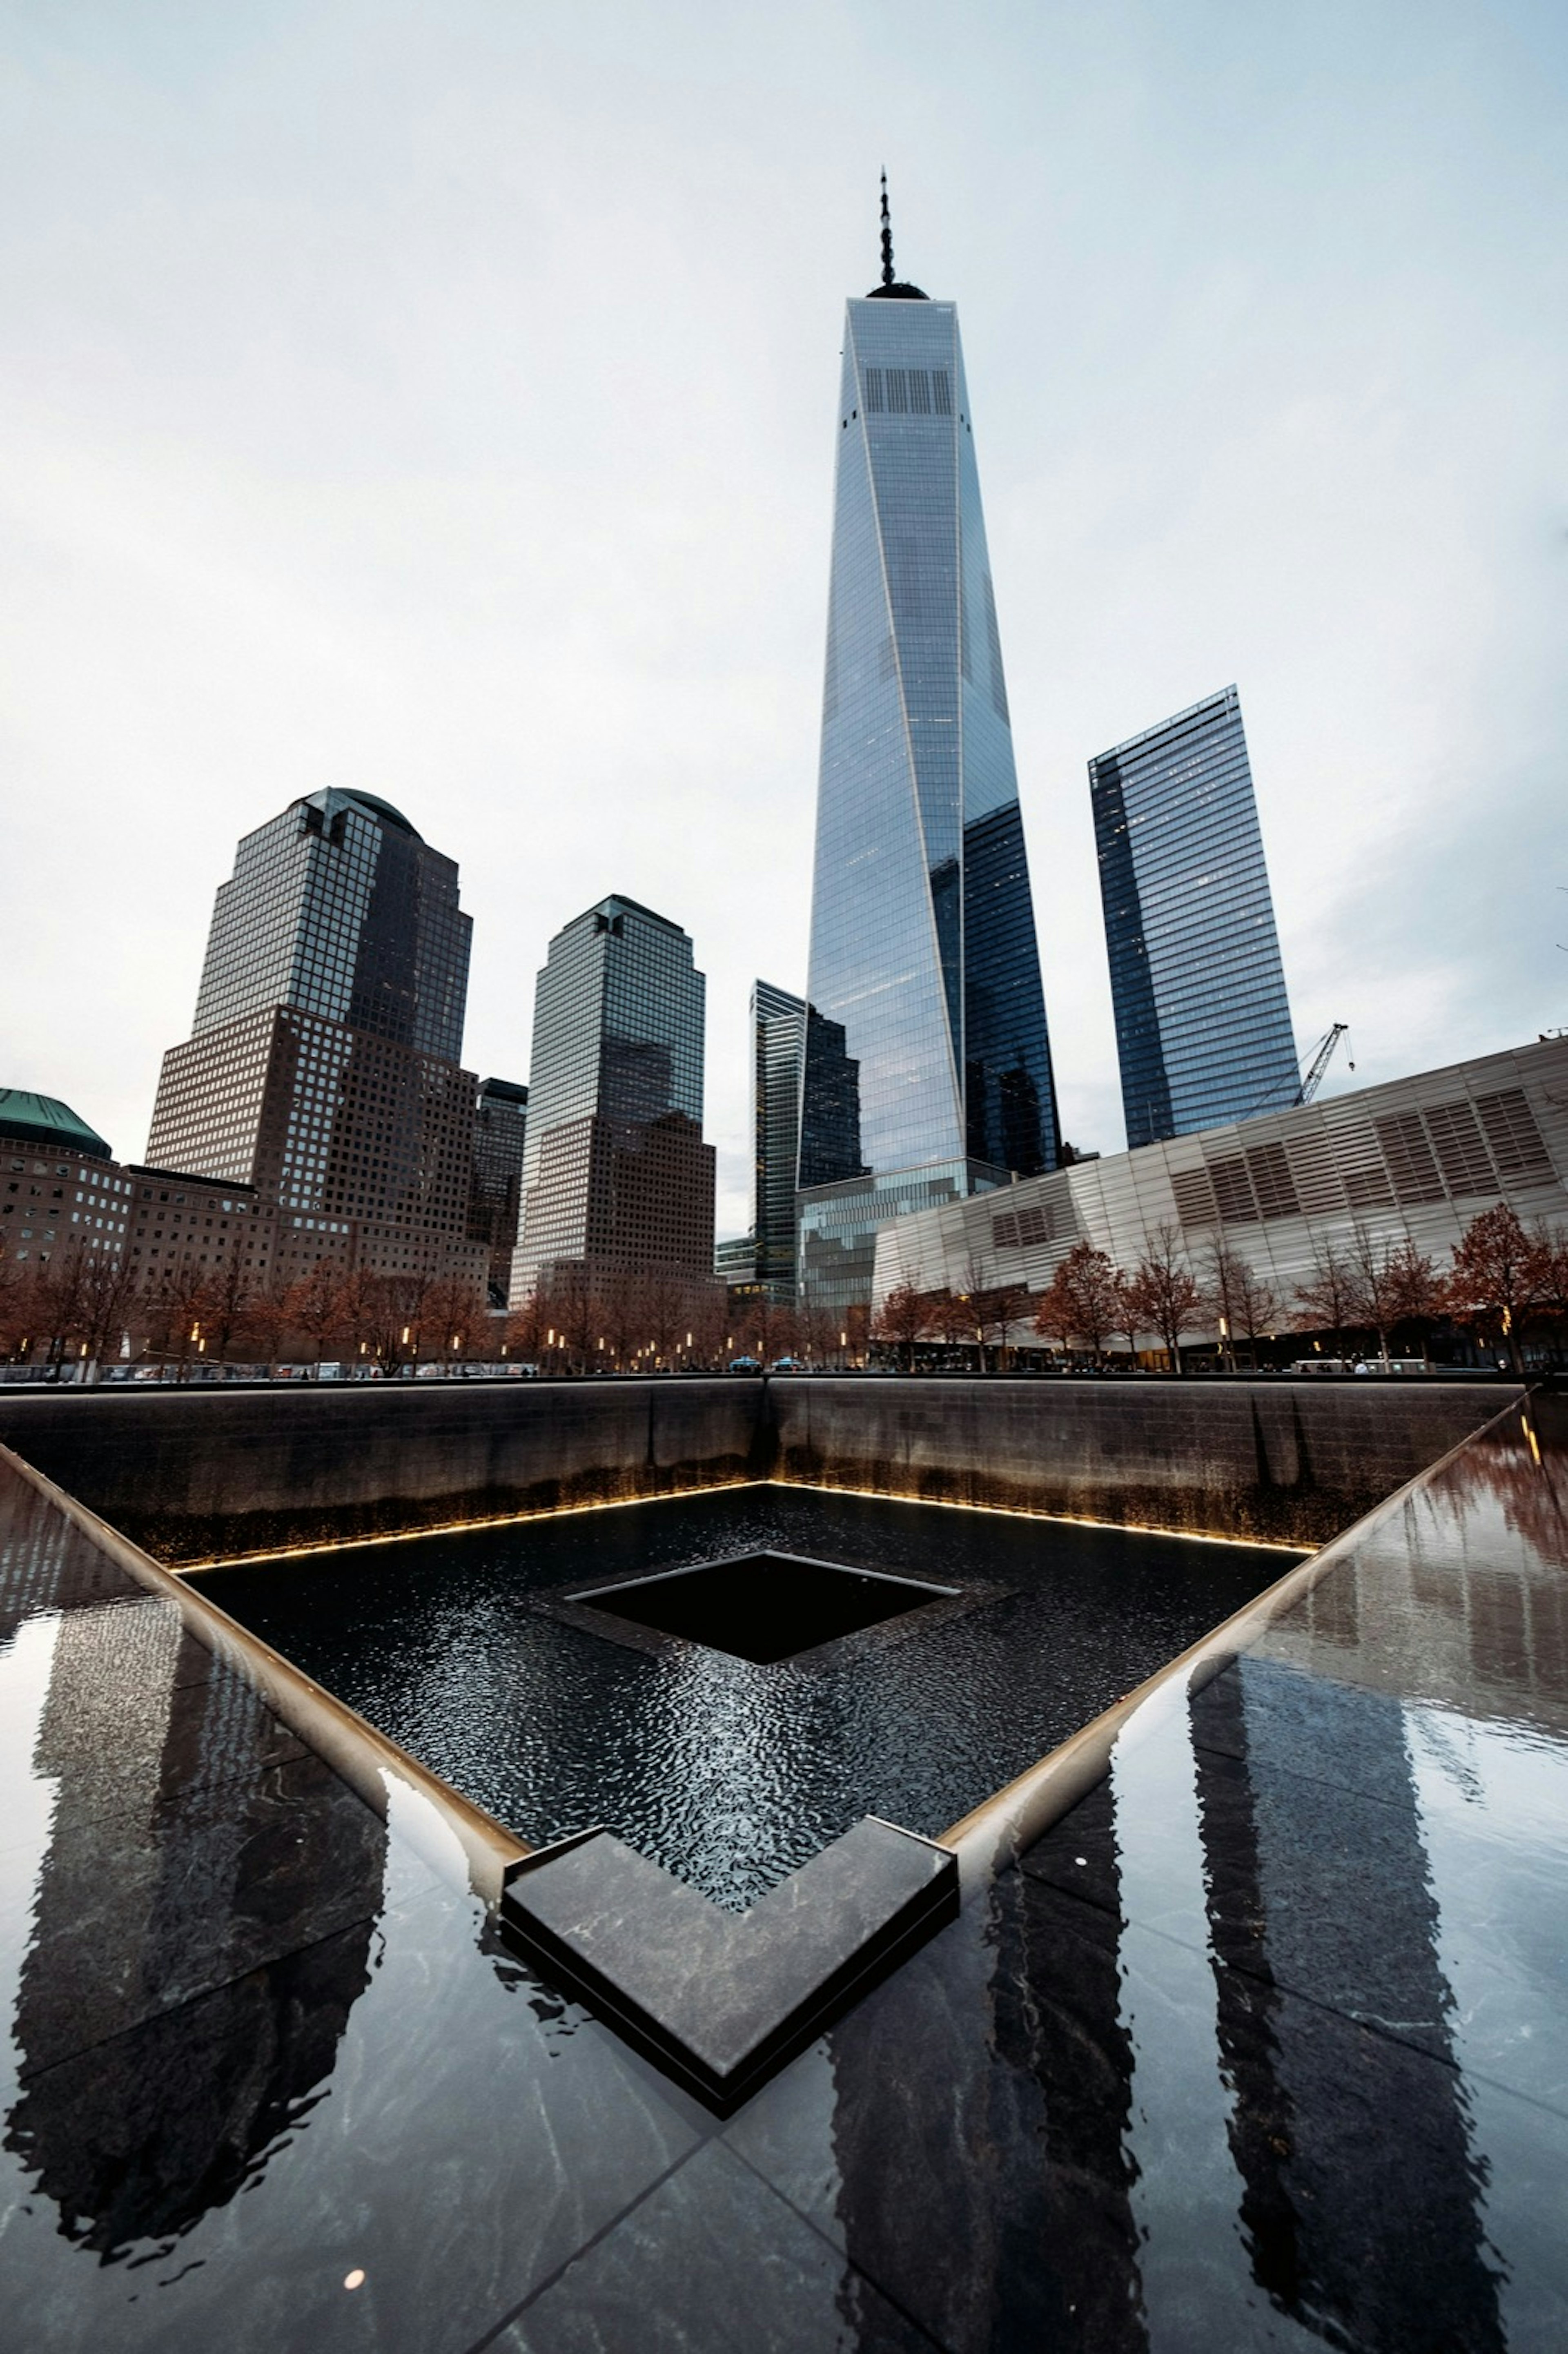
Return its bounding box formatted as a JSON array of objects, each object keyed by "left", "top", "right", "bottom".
[
  {"left": 797, "top": 194, "right": 1060, "bottom": 1312},
  {"left": 510, "top": 896, "right": 715, "bottom": 1301},
  {"left": 147, "top": 787, "right": 485, "bottom": 1285},
  {"left": 468, "top": 1076, "right": 528, "bottom": 1307},
  {"left": 1090, "top": 686, "right": 1299, "bottom": 1149},
  {"left": 751, "top": 980, "right": 805, "bottom": 1300}
]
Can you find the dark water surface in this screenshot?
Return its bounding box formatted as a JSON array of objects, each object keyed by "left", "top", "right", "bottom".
[{"left": 192, "top": 1488, "right": 1299, "bottom": 1908}]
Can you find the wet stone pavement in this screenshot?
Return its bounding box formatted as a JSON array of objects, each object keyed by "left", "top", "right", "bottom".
[{"left": 0, "top": 1395, "right": 1564, "bottom": 2351}]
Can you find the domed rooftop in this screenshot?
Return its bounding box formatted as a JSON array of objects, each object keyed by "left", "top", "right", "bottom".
[
  {"left": 303, "top": 789, "right": 421, "bottom": 840},
  {"left": 0, "top": 1090, "right": 111, "bottom": 1162}
]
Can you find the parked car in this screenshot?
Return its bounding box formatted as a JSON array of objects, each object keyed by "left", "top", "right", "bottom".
[{"left": 728, "top": 1355, "right": 762, "bottom": 1373}]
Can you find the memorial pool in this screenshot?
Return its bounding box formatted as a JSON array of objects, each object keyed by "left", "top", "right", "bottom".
[{"left": 193, "top": 1487, "right": 1298, "bottom": 1909}]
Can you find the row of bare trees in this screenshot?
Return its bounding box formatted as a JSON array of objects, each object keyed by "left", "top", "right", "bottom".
[
  {"left": 0, "top": 1241, "right": 867, "bottom": 1380},
  {"left": 873, "top": 1206, "right": 1568, "bottom": 1377},
  {"left": 0, "top": 1244, "right": 497, "bottom": 1377},
  {"left": 501, "top": 1270, "right": 866, "bottom": 1373}
]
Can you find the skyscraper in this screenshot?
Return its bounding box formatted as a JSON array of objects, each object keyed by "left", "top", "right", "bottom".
[
  {"left": 1090, "top": 686, "right": 1299, "bottom": 1149},
  {"left": 751, "top": 980, "right": 805, "bottom": 1301},
  {"left": 510, "top": 896, "right": 715, "bottom": 1301},
  {"left": 797, "top": 186, "right": 1060, "bottom": 1313},
  {"left": 147, "top": 787, "right": 486, "bottom": 1285},
  {"left": 468, "top": 1077, "right": 528, "bottom": 1307}
]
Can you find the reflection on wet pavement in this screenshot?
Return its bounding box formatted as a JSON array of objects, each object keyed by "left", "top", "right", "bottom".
[{"left": 0, "top": 1398, "right": 1566, "bottom": 2348}]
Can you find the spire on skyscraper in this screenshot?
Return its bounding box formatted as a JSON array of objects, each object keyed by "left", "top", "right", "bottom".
[
  {"left": 800, "top": 202, "right": 1060, "bottom": 1313},
  {"left": 867, "top": 171, "right": 927, "bottom": 301}
]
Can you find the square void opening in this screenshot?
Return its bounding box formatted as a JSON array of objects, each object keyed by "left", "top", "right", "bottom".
[{"left": 570, "top": 1551, "right": 958, "bottom": 1666}]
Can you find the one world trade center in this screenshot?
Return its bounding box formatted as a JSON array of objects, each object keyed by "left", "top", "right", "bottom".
[{"left": 797, "top": 186, "right": 1061, "bottom": 1313}]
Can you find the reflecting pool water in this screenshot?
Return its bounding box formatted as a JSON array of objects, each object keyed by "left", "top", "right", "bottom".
[{"left": 192, "top": 1489, "right": 1296, "bottom": 1908}]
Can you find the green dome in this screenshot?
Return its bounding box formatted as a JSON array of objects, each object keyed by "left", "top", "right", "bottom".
[{"left": 0, "top": 1090, "right": 112, "bottom": 1162}]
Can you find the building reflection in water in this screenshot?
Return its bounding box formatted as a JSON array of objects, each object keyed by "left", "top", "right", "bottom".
[
  {"left": 2, "top": 1401, "right": 1565, "bottom": 2343},
  {"left": 811, "top": 1404, "right": 1568, "bottom": 2347},
  {"left": 1188, "top": 1665, "right": 1503, "bottom": 2350},
  {"left": 0, "top": 1559, "right": 383, "bottom": 2265}
]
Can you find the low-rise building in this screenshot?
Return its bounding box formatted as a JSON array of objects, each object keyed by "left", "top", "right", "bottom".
[
  {"left": 0, "top": 1093, "right": 131, "bottom": 1268},
  {"left": 872, "top": 1034, "right": 1568, "bottom": 1347}
]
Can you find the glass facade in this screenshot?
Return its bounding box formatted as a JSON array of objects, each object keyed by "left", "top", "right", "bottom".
[
  {"left": 511, "top": 897, "right": 714, "bottom": 1300},
  {"left": 193, "top": 789, "right": 469, "bottom": 1061},
  {"left": 468, "top": 1077, "right": 528, "bottom": 1307},
  {"left": 148, "top": 789, "right": 486, "bottom": 1285},
  {"left": 797, "top": 277, "right": 1060, "bottom": 1311},
  {"left": 1091, "top": 687, "right": 1299, "bottom": 1149},
  {"left": 751, "top": 980, "right": 805, "bottom": 1300}
]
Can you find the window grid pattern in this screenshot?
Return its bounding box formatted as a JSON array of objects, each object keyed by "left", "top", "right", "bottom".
[
  {"left": 512, "top": 898, "right": 713, "bottom": 1302},
  {"left": 148, "top": 789, "right": 486, "bottom": 1287},
  {"left": 752, "top": 981, "right": 806, "bottom": 1300},
  {"left": 1091, "top": 687, "right": 1299, "bottom": 1149},
  {"left": 800, "top": 293, "right": 1059, "bottom": 1309}
]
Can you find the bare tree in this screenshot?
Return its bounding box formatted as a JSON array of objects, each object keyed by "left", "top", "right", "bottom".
[
  {"left": 75, "top": 1246, "right": 143, "bottom": 1373},
  {"left": 0, "top": 1257, "right": 30, "bottom": 1360},
  {"left": 1344, "top": 1226, "right": 1441, "bottom": 1367},
  {"left": 1034, "top": 1242, "right": 1120, "bottom": 1364},
  {"left": 503, "top": 1290, "right": 547, "bottom": 1366},
  {"left": 873, "top": 1280, "right": 927, "bottom": 1371},
  {"left": 384, "top": 1271, "right": 434, "bottom": 1371},
  {"left": 1206, "top": 1245, "right": 1278, "bottom": 1371},
  {"left": 957, "top": 1252, "right": 995, "bottom": 1372},
  {"left": 1447, "top": 1204, "right": 1537, "bottom": 1375},
  {"left": 590, "top": 1269, "right": 642, "bottom": 1368},
  {"left": 686, "top": 1281, "right": 731, "bottom": 1370},
  {"left": 643, "top": 1268, "right": 693, "bottom": 1366},
  {"left": 354, "top": 1274, "right": 413, "bottom": 1373},
  {"left": 423, "top": 1275, "right": 488, "bottom": 1369},
  {"left": 985, "top": 1280, "right": 1031, "bottom": 1369},
  {"left": 1291, "top": 1238, "right": 1360, "bottom": 1361},
  {"left": 1124, "top": 1224, "right": 1205, "bottom": 1375},
  {"left": 744, "top": 1297, "right": 802, "bottom": 1365},
  {"left": 287, "top": 1261, "right": 344, "bottom": 1377},
  {"left": 1229, "top": 1259, "right": 1280, "bottom": 1369},
  {"left": 1528, "top": 1220, "right": 1568, "bottom": 1365},
  {"left": 1386, "top": 1239, "right": 1446, "bottom": 1366},
  {"left": 203, "top": 1254, "right": 255, "bottom": 1369},
  {"left": 539, "top": 1262, "right": 597, "bottom": 1372},
  {"left": 245, "top": 1276, "right": 295, "bottom": 1379},
  {"left": 794, "top": 1297, "right": 837, "bottom": 1367},
  {"left": 927, "top": 1289, "right": 974, "bottom": 1364},
  {"left": 1113, "top": 1269, "right": 1143, "bottom": 1367},
  {"left": 147, "top": 1264, "right": 218, "bottom": 1379},
  {"left": 335, "top": 1264, "right": 382, "bottom": 1375},
  {"left": 34, "top": 1245, "right": 90, "bottom": 1370}
]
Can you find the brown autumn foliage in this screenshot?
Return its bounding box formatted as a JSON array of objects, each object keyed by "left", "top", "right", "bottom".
[
  {"left": 873, "top": 1280, "right": 927, "bottom": 1370},
  {"left": 1122, "top": 1223, "right": 1205, "bottom": 1373},
  {"left": 1034, "top": 1241, "right": 1120, "bottom": 1361}
]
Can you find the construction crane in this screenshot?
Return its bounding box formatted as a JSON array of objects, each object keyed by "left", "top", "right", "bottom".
[{"left": 1294, "top": 1022, "right": 1352, "bottom": 1107}]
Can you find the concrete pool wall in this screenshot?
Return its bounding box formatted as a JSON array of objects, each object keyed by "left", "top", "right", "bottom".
[{"left": 0, "top": 1373, "right": 1512, "bottom": 1564}]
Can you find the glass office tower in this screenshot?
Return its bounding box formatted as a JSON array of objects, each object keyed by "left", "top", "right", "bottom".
[
  {"left": 510, "top": 896, "right": 715, "bottom": 1301},
  {"left": 1090, "top": 686, "right": 1300, "bottom": 1149},
  {"left": 147, "top": 787, "right": 486, "bottom": 1285},
  {"left": 751, "top": 980, "right": 805, "bottom": 1300},
  {"left": 468, "top": 1077, "right": 528, "bottom": 1307},
  {"left": 797, "top": 211, "right": 1060, "bottom": 1313}
]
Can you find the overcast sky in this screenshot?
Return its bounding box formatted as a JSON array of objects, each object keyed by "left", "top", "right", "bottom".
[{"left": 3, "top": 0, "right": 1564, "bottom": 1237}]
